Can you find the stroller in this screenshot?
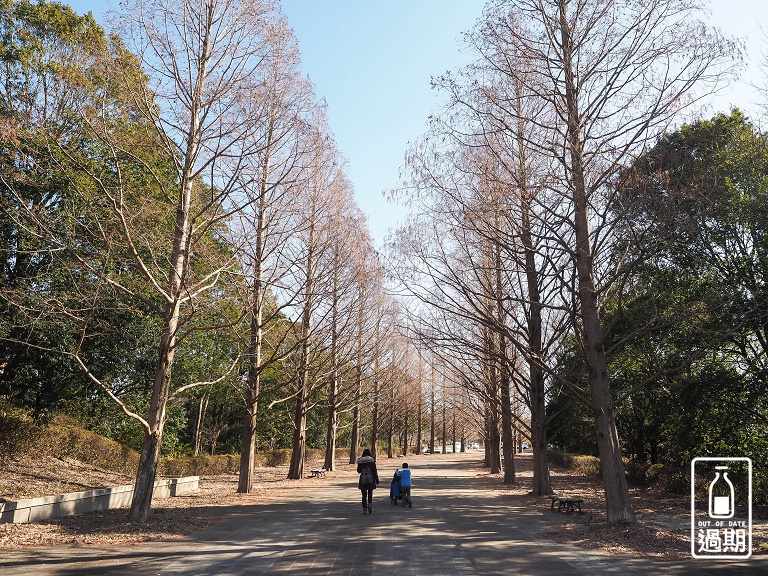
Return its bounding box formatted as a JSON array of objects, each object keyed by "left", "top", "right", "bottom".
[{"left": 390, "top": 470, "right": 402, "bottom": 505}]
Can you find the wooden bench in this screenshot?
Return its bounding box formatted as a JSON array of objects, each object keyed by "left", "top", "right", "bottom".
[
  {"left": 549, "top": 494, "right": 583, "bottom": 514},
  {"left": 309, "top": 468, "right": 326, "bottom": 478}
]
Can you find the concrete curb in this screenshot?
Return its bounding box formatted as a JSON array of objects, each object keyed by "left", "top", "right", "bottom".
[{"left": 0, "top": 476, "right": 199, "bottom": 524}]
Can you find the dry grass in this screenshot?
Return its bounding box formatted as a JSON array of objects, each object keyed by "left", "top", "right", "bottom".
[{"left": 1, "top": 454, "right": 135, "bottom": 502}]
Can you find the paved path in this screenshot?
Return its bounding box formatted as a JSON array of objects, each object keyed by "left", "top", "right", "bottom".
[{"left": 1, "top": 453, "right": 765, "bottom": 575}]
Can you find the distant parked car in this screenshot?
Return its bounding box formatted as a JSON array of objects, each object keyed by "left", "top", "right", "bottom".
[{"left": 521, "top": 442, "right": 529, "bottom": 451}]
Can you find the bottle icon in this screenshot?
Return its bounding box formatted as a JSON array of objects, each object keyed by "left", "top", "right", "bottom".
[{"left": 709, "top": 465, "right": 734, "bottom": 519}]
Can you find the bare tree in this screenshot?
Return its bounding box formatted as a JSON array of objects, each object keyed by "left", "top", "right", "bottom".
[
  {"left": 347, "top": 253, "right": 382, "bottom": 464},
  {"left": 474, "top": 0, "right": 738, "bottom": 523},
  {"left": 321, "top": 185, "right": 373, "bottom": 471},
  {"left": 429, "top": 24, "right": 570, "bottom": 495},
  {"left": 3, "top": 0, "right": 282, "bottom": 522},
  {"left": 285, "top": 110, "right": 344, "bottom": 479},
  {"left": 227, "top": 16, "right": 317, "bottom": 494},
  {"left": 109, "top": 0, "right": 286, "bottom": 521}
]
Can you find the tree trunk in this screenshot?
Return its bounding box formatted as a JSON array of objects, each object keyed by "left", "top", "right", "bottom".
[
  {"left": 559, "top": 0, "right": 634, "bottom": 524},
  {"left": 194, "top": 392, "right": 207, "bottom": 457},
  {"left": 371, "top": 374, "right": 379, "bottom": 459},
  {"left": 238, "top": 117, "right": 273, "bottom": 494},
  {"left": 370, "top": 318, "right": 381, "bottom": 458},
  {"left": 349, "top": 367, "right": 361, "bottom": 464},
  {"left": 416, "top": 393, "right": 423, "bottom": 454},
  {"left": 288, "top": 376, "right": 308, "bottom": 479},
  {"left": 519, "top": 151, "right": 551, "bottom": 495},
  {"left": 416, "top": 361, "right": 423, "bottom": 454},
  {"left": 130, "top": 306, "right": 178, "bottom": 522},
  {"left": 496, "top": 242, "right": 515, "bottom": 484},
  {"left": 483, "top": 408, "right": 491, "bottom": 466},
  {"left": 429, "top": 384, "right": 436, "bottom": 454},
  {"left": 451, "top": 411, "right": 456, "bottom": 454},
  {"left": 402, "top": 408, "right": 409, "bottom": 455},
  {"left": 349, "top": 295, "right": 364, "bottom": 464},
  {"left": 288, "top": 213, "right": 315, "bottom": 480},
  {"left": 441, "top": 400, "right": 447, "bottom": 455},
  {"left": 238, "top": 269, "right": 264, "bottom": 492},
  {"left": 130, "top": 427, "right": 162, "bottom": 523},
  {"left": 324, "top": 251, "right": 340, "bottom": 472},
  {"left": 489, "top": 431, "right": 501, "bottom": 474},
  {"left": 387, "top": 384, "right": 395, "bottom": 458},
  {"left": 487, "top": 380, "right": 502, "bottom": 474},
  {"left": 238, "top": 386, "right": 258, "bottom": 493},
  {"left": 130, "top": 190, "right": 189, "bottom": 522},
  {"left": 530, "top": 366, "right": 551, "bottom": 494},
  {"left": 323, "top": 376, "right": 337, "bottom": 470},
  {"left": 500, "top": 372, "right": 515, "bottom": 483}
]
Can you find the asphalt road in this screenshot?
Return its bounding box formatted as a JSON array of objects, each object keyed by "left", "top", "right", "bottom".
[{"left": 0, "top": 452, "right": 764, "bottom": 575}]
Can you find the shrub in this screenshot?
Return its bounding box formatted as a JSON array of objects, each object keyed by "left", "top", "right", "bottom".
[
  {"left": 264, "top": 448, "right": 326, "bottom": 468},
  {"left": 0, "top": 414, "right": 38, "bottom": 461},
  {"left": 306, "top": 448, "right": 325, "bottom": 465},
  {"left": 572, "top": 454, "right": 602, "bottom": 476},
  {"left": 46, "top": 422, "right": 141, "bottom": 474},
  {"left": 547, "top": 449, "right": 573, "bottom": 468},
  {"left": 624, "top": 461, "right": 688, "bottom": 492},
  {"left": 547, "top": 449, "right": 600, "bottom": 476},
  {"left": 265, "top": 448, "right": 291, "bottom": 467},
  {"left": 159, "top": 454, "right": 240, "bottom": 476},
  {"left": 0, "top": 413, "right": 327, "bottom": 480}
]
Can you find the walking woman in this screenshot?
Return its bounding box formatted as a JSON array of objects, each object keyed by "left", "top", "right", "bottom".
[{"left": 357, "top": 448, "right": 379, "bottom": 514}]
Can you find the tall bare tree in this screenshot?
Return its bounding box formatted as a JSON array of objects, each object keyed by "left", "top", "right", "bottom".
[
  {"left": 321, "top": 185, "right": 373, "bottom": 471},
  {"left": 228, "top": 16, "right": 317, "bottom": 494},
  {"left": 474, "top": 0, "right": 738, "bottom": 523},
  {"left": 285, "top": 110, "right": 342, "bottom": 479},
  {"left": 95, "top": 0, "right": 278, "bottom": 521},
  {"left": 4, "top": 0, "right": 282, "bottom": 522}
]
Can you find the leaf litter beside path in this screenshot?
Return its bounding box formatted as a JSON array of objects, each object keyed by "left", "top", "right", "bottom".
[
  {"left": 3, "top": 451, "right": 766, "bottom": 559},
  {"left": 476, "top": 452, "right": 767, "bottom": 560},
  {"left": 0, "top": 454, "right": 359, "bottom": 550}
]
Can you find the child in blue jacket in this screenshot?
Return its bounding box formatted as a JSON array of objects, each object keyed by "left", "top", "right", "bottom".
[{"left": 396, "top": 462, "right": 412, "bottom": 508}]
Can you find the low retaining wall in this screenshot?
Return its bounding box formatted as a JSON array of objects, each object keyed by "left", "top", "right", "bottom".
[{"left": 0, "top": 476, "right": 199, "bottom": 524}]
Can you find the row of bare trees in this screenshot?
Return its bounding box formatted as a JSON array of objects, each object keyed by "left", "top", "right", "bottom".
[
  {"left": 0, "top": 0, "right": 428, "bottom": 524},
  {"left": 389, "top": 0, "right": 738, "bottom": 524}
]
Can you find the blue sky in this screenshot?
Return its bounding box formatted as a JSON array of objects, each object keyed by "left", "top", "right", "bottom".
[
  {"left": 66, "top": 1, "right": 767, "bottom": 248},
  {"left": 279, "top": 1, "right": 486, "bottom": 247}
]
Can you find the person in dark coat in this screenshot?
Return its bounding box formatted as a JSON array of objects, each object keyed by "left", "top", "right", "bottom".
[{"left": 357, "top": 448, "right": 379, "bottom": 514}]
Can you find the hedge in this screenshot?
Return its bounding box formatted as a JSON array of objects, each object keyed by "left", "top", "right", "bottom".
[{"left": 1, "top": 414, "right": 328, "bottom": 478}]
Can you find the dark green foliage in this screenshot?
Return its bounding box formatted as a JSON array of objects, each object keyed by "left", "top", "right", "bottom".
[
  {"left": 0, "top": 0, "right": 122, "bottom": 422},
  {"left": 0, "top": 1, "right": 235, "bottom": 454},
  {"left": 548, "top": 111, "right": 768, "bottom": 505},
  {"left": 545, "top": 344, "right": 598, "bottom": 456}
]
